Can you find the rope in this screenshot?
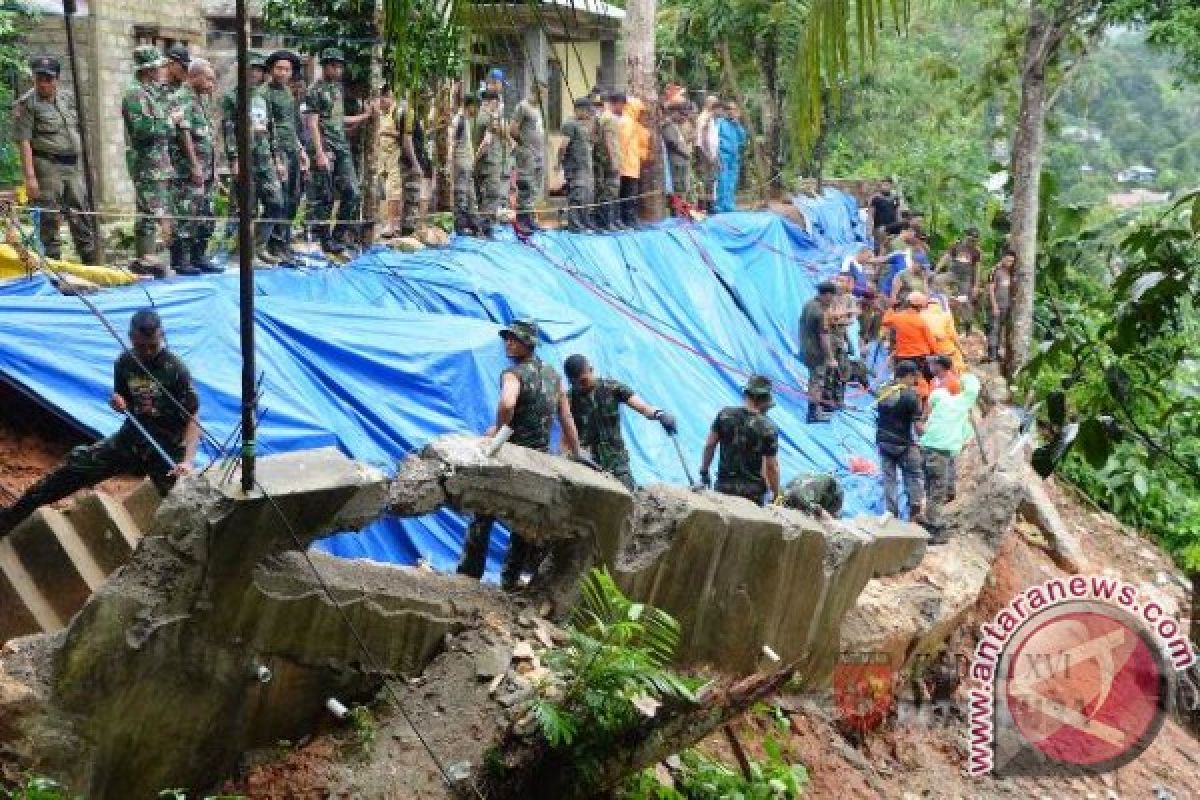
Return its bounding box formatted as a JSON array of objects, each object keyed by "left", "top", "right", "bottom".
[{"left": 1, "top": 201, "right": 479, "bottom": 798}]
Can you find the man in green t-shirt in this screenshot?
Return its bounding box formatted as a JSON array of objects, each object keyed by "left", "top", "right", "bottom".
[{"left": 919, "top": 371, "right": 980, "bottom": 542}]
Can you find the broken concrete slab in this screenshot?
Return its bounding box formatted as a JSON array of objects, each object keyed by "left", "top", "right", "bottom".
[
  {"left": 63, "top": 490, "right": 142, "bottom": 574},
  {"left": 5, "top": 508, "right": 104, "bottom": 620}
]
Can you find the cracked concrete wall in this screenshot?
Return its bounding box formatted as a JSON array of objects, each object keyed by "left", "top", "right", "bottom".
[{"left": 389, "top": 436, "right": 928, "bottom": 679}]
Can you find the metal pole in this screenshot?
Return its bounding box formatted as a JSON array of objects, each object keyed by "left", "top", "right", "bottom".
[
  {"left": 235, "top": 0, "right": 256, "bottom": 491},
  {"left": 61, "top": 0, "right": 104, "bottom": 265}
]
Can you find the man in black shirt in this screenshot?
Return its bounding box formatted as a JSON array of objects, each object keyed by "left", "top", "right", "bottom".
[
  {"left": 0, "top": 309, "right": 200, "bottom": 536},
  {"left": 869, "top": 178, "right": 900, "bottom": 237},
  {"left": 875, "top": 360, "right": 924, "bottom": 522}
]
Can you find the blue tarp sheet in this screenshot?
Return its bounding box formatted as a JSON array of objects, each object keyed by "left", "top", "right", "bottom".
[{"left": 0, "top": 194, "right": 877, "bottom": 580}]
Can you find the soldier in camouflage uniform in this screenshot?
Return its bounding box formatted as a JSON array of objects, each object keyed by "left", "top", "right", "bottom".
[
  {"left": 457, "top": 319, "right": 584, "bottom": 590},
  {"left": 220, "top": 51, "right": 285, "bottom": 266},
  {"left": 661, "top": 100, "right": 692, "bottom": 214},
  {"left": 168, "top": 59, "right": 222, "bottom": 274},
  {"left": 13, "top": 56, "right": 97, "bottom": 265},
  {"left": 0, "top": 309, "right": 200, "bottom": 537},
  {"left": 394, "top": 94, "right": 426, "bottom": 237},
  {"left": 263, "top": 50, "right": 308, "bottom": 258},
  {"left": 123, "top": 45, "right": 179, "bottom": 274},
  {"left": 562, "top": 354, "right": 676, "bottom": 490},
  {"left": 558, "top": 96, "right": 595, "bottom": 233},
  {"left": 305, "top": 48, "right": 374, "bottom": 256},
  {"left": 474, "top": 89, "right": 507, "bottom": 221},
  {"left": 698, "top": 375, "right": 782, "bottom": 504},
  {"left": 509, "top": 80, "right": 546, "bottom": 235},
  {"left": 450, "top": 94, "right": 488, "bottom": 237},
  {"left": 164, "top": 43, "right": 190, "bottom": 96},
  {"left": 780, "top": 473, "right": 843, "bottom": 516},
  {"left": 591, "top": 91, "right": 622, "bottom": 231}
]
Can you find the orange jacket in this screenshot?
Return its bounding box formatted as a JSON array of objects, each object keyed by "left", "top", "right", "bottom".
[{"left": 883, "top": 308, "right": 938, "bottom": 359}]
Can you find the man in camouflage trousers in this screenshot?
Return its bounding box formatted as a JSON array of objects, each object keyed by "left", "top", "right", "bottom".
[
  {"left": 558, "top": 96, "right": 595, "bottom": 233},
  {"left": 457, "top": 320, "right": 584, "bottom": 591},
  {"left": 305, "top": 48, "right": 374, "bottom": 257},
  {"left": 394, "top": 93, "right": 426, "bottom": 238},
  {"left": 123, "top": 45, "right": 179, "bottom": 274},
  {"left": 474, "top": 89, "right": 507, "bottom": 221},
  {"left": 662, "top": 99, "right": 692, "bottom": 215},
  {"left": 562, "top": 354, "right": 676, "bottom": 490},
  {"left": 509, "top": 80, "right": 546, "bottom": 235},
  {"left": 220, "top": 51, "right": 285, "bottom": 266},
  {"left": 699, "top": 375, "right": 782, "bottom": 504},
  {"left": 263, "top": 50, "right": 308, "bottom": 259},
  {"left": 168, "top": 59, "right": 222, "bottom": 275},
  {"left": 0, "top": 309, "right": 200, "bottom": 537},
  {"left": 13, "top": 55, "right": 97, "bottom": 265},
  {"left": 450, "top": 93, "right": 489, "bottom": 237},
  {"left": 591, "top": 91, "right": 622, "bottom": 231}
]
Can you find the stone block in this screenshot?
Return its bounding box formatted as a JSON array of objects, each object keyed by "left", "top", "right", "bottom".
[
  {"left": 0, "top": 546, "right": 53, "bottom": 642},
  {"left": 121, "top": 479, "right": 162, "bottom": 534}
]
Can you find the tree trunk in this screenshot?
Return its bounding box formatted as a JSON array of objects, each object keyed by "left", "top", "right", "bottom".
[
  {"left": 718, "top": 39, "right": 769, "bottom": 207},
  {"left": 756, "top": 37, "right": 784, "bottom": 200},
  {"left": 623, "top": 0, "right": 665, "bottom": 221},
  {"left": 358, "top": 0, "right": 385, "bottom": 245},
  {"left": 1005, "top": 9, "right": 1051, "bottom": 377},
  {"left": 433, "top": 80, "right": 456, "bottom": 212}
]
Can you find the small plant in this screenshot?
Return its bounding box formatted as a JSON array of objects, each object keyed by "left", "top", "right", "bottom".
[
  {"left": 2, "top": 776, "right": 79, "bottom": 800},
  {"left": 529, "top": 568, "right": 698, "bottom": 782},
  {"left": 346, "top": 705, "right": 379, "bottom": 757},
  {"left": 620, "top": 737, "right": 809, "bottom": 800}
]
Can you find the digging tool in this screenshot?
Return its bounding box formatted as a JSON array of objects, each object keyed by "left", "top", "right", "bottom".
[
  {"left": 122, "top": 410, "right": 178, "bottom": 472},
  {"left": 668, "top": 432, "right": 696, "bottom": 487}
]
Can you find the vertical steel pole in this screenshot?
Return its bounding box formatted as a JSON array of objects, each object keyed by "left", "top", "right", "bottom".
[{"left": 235, "top": 0, "right": 256, "bottom": 491}]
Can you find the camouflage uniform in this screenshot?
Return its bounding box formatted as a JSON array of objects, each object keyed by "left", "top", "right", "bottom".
[
  {"left": 12, "top": 59, "right": 97, "bottom": 264},
  {"left": 559, "top": 110, "right": 594, "bottom": 232},
  {"left": 220, "top": 73, "right": 285, "bottom": 253},
  {"left": 122, "top": 59, "right": 175, "bottom": 261},
  {"left": 451, "top": 106, "right": 486, "bottom": 234},
  {"left": 168, "top": 86, "right": 216, "bottom": 262},
  {"left": 710, "top": 406, "right": 779, "bottom": 504},
  {"left": 395, "top": 100, "right": 424, "bottom": 236},
  {"left": 825, "top": 290, "right": 857, "bottom": 408},
  {"left": 661, "top": 113, "right": 690, "bottom": 207},
  {"left": 591, "top": 109, "right": 621, "bottom": 230},
  {"left": 781, "top": 473, "right": 843, "bottom": 516},
  {"left": 568, "top": 378, "right": 635, "bottom": 489},
  {"left": 305, "top": 74, "right": 361, "bottom": 247},
  {"left": 0, "top": 345, "right": 198, "bottom": 533},
  {"left": 474, "top": 103, "right": 506, "bottom": 218},
  {"left": 263, "top": 80, "right": 303, "bottom": 250},
  {"left": 459, "top": 337, "right": 562, "bottom": 589},
  {"left": 510, "top": 97, "right": 544, "bottom": 221}
]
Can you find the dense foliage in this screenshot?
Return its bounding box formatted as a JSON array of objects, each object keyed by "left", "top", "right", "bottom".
[
  {"left": 0, "top": 3, "right": 30, "bottom": 186},
  {"left": 1020, "top": 188, "right": 1200, "bottom": 571},
  {"left": 621, "top": 738, "right": 809, "bottom": 799}
]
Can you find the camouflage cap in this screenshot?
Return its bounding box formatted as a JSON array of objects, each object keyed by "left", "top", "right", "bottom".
[
  {"left": 499, "top": 319, "right": 539, "bottom": 349},
  {"left": 743, "top": 374, "right": 775, "bottom": 407},
  {"left": 319, "top": 47, "right": 346, "bottom": 65},
  {"left": 165, "top": 42, "right": 191, "bottom": 66},
  {"left": 249, "top": 50, "right": 268, "bottom": 69},
  {"left": 265, "top": 49, "right": 300, "bottom": 70},
  {"left": 133, "top": 45, "right": 168, "bottom": 71},
  {"left": 30, "top": 55, "right": 61, "bottom": 77}
]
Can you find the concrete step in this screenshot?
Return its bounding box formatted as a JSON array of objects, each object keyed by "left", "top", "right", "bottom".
[
  {"left": 0, "top": 487, "right": 152, "bottom": 645},
  {"left": 64, "top": 491, "right": 144, "bottom": 575}
]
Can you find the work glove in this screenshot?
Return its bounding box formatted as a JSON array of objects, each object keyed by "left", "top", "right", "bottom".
[
  {"left": 653, "top": 409, "right": 678, "bottom": 435},
  {"left": 698, "top": 469, "right": 712, "bottom": 490}
]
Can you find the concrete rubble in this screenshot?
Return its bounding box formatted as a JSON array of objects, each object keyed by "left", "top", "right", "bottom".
[{"left": 0, "top": 432, "right": 937, "bottom": 798}]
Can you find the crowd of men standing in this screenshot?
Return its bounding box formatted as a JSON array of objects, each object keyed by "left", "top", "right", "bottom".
[{"left": 15, "top": 50, "right": 753, "bottom": 274}]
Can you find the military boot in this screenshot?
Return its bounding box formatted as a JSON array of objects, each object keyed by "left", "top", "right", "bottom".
[
  {"left": 191, "top": 241, "right": 224, "bottom": 274},
  {"left": 171, "top": 240, "right": 201, "bottom": 276},
  {"left": 131, "top": 231, "right": 167, "bottom": 277}
]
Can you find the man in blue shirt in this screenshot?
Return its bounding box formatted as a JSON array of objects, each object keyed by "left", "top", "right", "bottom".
[{"left": 714, "top": 101, "right": 746, "bottom": 213}]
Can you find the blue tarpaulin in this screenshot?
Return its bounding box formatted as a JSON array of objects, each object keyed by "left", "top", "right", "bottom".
[{"left": 0, "top": 194, "right": 878, "bottom": 579}]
